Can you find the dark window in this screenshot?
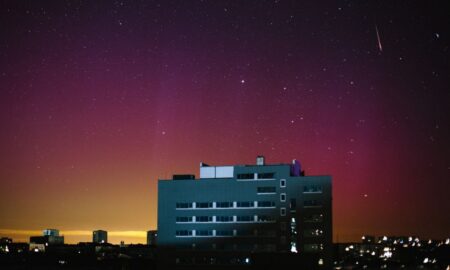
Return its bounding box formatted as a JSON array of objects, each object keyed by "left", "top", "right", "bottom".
[
  {"left": 196, "top": 216, "right": 213, "bottom": 222},
  {"left": 257, "top": 215, "right": 274, "bottom": 222},
  {"left": 257, "top": 201, "right": 275, "bottom": 207},
  {"left": 237, "top": 173, "right": 254, "bottom": 179},
  {"left": 176, "top": 202, "right": 193, "bottom": 209},
  {"left": 289, "top": 199, "right": 296, "bottom": 210},
  {"left": 257, "top": 173, "right": 275, "bottom": 179},
  {"left": 304, "top": 200, "right": 322, "bottom": 207},
  {"left": 216, "top": 216, "right": 233, "bottom": 222},
  {"left": 237, "top": 201, "right": 253, "bottom": 208},
  {"left": 176, "top": 216, "right": 193, "bottom": 222},
  {"left": 237, "top": 230, "right": 253, "bottom": 236},
  {"left": 304, "top": 214, "right": 323, "bottom": 223},
  {"left": 257, "top": 186, "right": 276, "bottom": 193},
  {"left": 216, "top": 230, "right": 233, "bottom": 236},
  {"left": 280, "top": 179, "right": 286, "bottom": 187},
  {"left": 280, "top": 193, "right": 286, "bottom": 201},
  {"left": 216, "top": 202, "right": 232, "bottom": 208},
  {"left": 280, "top": 222, "right": 287, "bottom": 232},
  {"left": 303, "top": 185, "right": 323, "bottom": 193},
  {"left": 176, "top": 230, "right": 192, "bottom": 236},
  {"left": 196, "top": 202, "right": 212, "bottom": 208},
  {"left": 257, "top": 230, "right": 276, "bottom": 237},
  {"left": 237, "top": 216, "right": 253, "bottom": 222},
  {"left": 197, "top": 230, "right": 213, "bottom": 236}
]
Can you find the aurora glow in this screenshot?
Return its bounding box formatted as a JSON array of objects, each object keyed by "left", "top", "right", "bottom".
[{"left": 1, "top": 1, "right": 449, "bottom": 244}]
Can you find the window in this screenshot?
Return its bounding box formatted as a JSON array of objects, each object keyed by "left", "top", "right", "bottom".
[
  {"left": 237, "top": 173, "right": 254, "bottom": 179},
  {"left": 237, "top": 201, "right": 253, "bottom": 208},
  {"left": 216, "top": 202, "right": 232, "bottom": 208},
  {"left": 280, "top": 208, "right": 286, "bottom": 216},
  {"left": 257, "top": 215, "right": 274, "bottom": 222},
  {"left": 257, "top": 172, "right": 275, "bottom": 179},
  {"left": 303, "top": 185, "right": 323, "bottom": 193},
  {"left": 257, "top": 186, "right": 276, "bottom": 193},
  {"left": 280, "top": 179, "right": 286, "bottom": 188},
  {"left": 289, "top": 199, "right": 296, "bottom": 210},
  {"left": 280, "top": 193, "right": 286, "bottom": 202},
  {"left": 257, "top": 201, "right": 275, "bottom": 208},
  {"left": 216, "top": 216, "right": 233, "bottom": 222},
  {"left": 304, "top": 200, "right": 322, "bottom": 208},
  {"left": 196, "top": 202, "right": 213, "bottom": 208},
  {"left": 196, "top": 230, "right": 213, "bottom": 236},
  {"left": 176, "top": 216, "right": 193, "bottom": 222},
  {"left": 176, "top": 202, "right": 193, "bottom": 209},
  {"left": 196, "top": 216, "right": 213, "bottom": 222},
  {"left": 237, "top": 216, "right": 253, "bottom": 222},
  {"left": 216, "top": 230, "right": 233, "bottom": 236},
  {"left": 236, "top": 230, "right": 253, "bottom": 236},
  {"left": 280, "top": 222, "right": 287, "bottom": 232},
  {"left": 257, "top": 230, "right": 276, "bottom": 237},
  {"left": 304, "top": 214, "right": 323, "bottom": 223},
  {"left": 175, "top": 230, "right": 192, "bottom": 236}
]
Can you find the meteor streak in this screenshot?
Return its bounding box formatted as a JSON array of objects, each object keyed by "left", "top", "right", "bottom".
[{"left": 375, "top": 24, "right": 383, "bottom": 52}]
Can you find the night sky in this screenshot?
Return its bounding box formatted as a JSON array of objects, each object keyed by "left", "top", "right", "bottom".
[{"left": 1, "top": 1, "right": 449, "bottom": 244}]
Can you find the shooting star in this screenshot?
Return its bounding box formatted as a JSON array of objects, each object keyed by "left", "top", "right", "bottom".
[{"left": 375, "top": 24, "right": 383, "bottom": 52}]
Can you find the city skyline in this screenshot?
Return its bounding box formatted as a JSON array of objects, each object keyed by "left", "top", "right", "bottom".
[{"left": 1, "top": 1, "right": 449, "bottom": 245}]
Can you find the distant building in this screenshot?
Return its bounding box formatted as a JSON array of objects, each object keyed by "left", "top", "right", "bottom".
[
  {"left": 0, "top": 237, "right": 13, "bottom": 253},
  {"left": 158, "top": 156, "right": 332, "bottom": 267},
  {"left": 0, "top": 237, "right": 12, "bottom": 244},
  {"left": 30, "top": 229, "right": 64, "bottom": 251},
  {"left": 43, "top": 229, "right": 60, "bottom": 237},
  {"left": 147, "top": 230, "right": 157, "bottom": 246},
  {"left": 93, "top": 230, "right": 108, "bottom": 244}
]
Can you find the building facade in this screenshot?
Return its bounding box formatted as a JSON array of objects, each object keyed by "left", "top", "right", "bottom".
[
  {"left": 93, "top": 230, "right": 108, "bottom": 244},
  {"left": 158, "top": 156, "right": 332, "bottom": 266},
  {"left": 30, "top": 229, "right": 64, "bottom": 252},
  {"left": 147, "top": 230, "right": 157, "bottom": 246}
]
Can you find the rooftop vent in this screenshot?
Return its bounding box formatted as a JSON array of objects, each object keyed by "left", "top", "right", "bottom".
[
  {"left": 256, "top": 156, "right": 265, "bottom": 166},
  {"left": 290, "top": 159, "right": 305, "bottom": 176}
]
